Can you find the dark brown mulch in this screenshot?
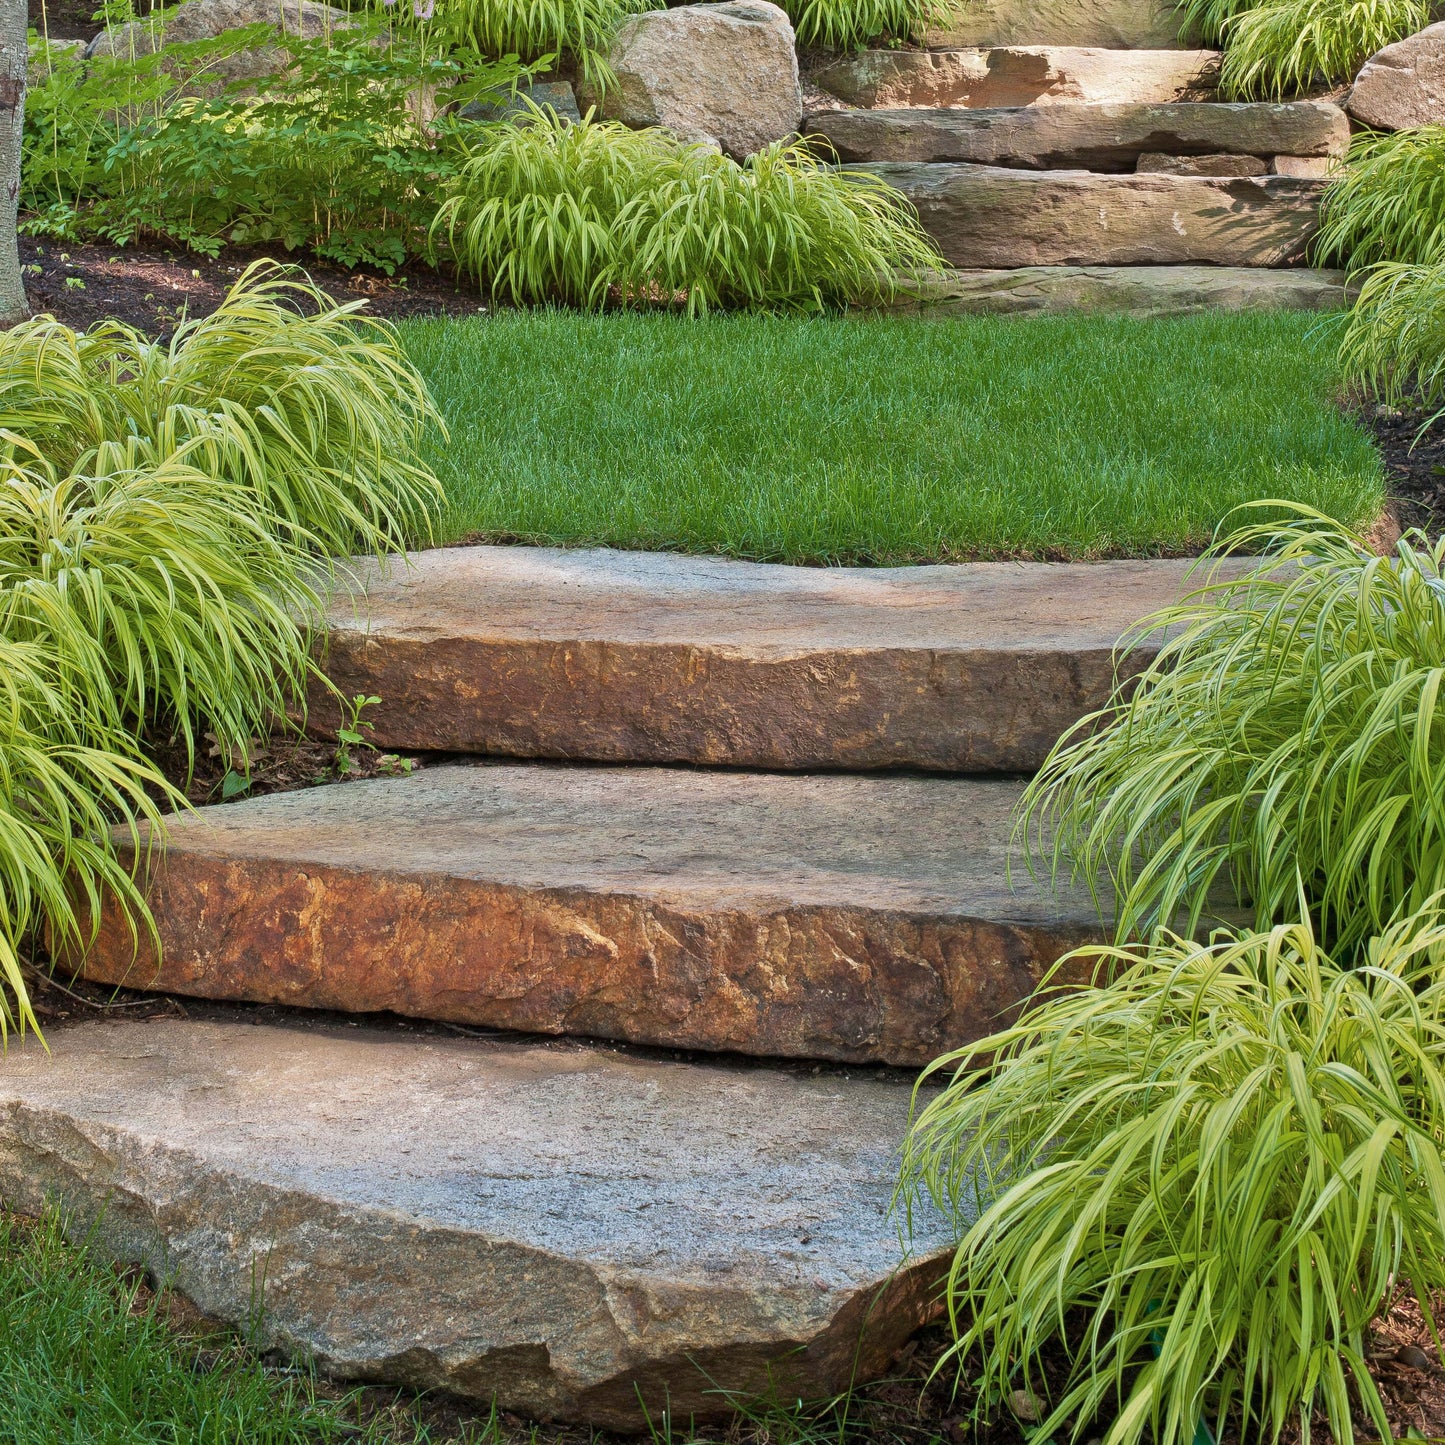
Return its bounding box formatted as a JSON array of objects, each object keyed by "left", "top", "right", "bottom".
[
  {"left": 1361, "top": 399, "right": 1445, "bottom": 538},
  {"left": 19, "top": 235, "right": 491, "bottom": 336},
  {"left": 30, "top": 0, "right": 100, "bottom": 42}
]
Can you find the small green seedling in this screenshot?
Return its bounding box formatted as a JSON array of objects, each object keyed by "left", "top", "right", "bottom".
[{"left": 334, "top": 693, "right": 381, "bottom": 776}]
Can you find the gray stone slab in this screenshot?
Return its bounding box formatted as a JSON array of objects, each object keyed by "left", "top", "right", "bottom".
[
  {"left": 810, "top": 101, "right": 1348, "bottom": 169},
  {"left": 0, "top": 1018, "right": 955, "bottom": 1425},
  {"left": 311, "top": 547, "right": 1218, "bottom": 772},
  {"left": 889, "top": 263, "right": 1352, "bottom": 316},
  {"left": 73, "top": 764, "right": 1107, "bottom": 1065},
  {"left": 859, "top": 163, "right": 1324, "bottom": 267}
]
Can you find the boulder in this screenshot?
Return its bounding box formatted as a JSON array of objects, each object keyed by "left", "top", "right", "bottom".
[
  {"left": 919, "top": 0, "right": 1190, "bottom": 48},
  {"left": 889, "top": 264, "right": 1353, "bottom": 316},
  {"left": 85, "top": 0, "right": 350, "bottom": 90},
  {"left": 807, "top": 101, "right": 1349, "bottom": 170},
  {"left": 810, "top": 46, "right": 1219, "bottom": 109},
  {"left": 595, "top": 0, "right": 801, "bottom": 158},
  {"left": 0, "top": 1018, "right": 956, "bottom": 1427},
  {"left": 1137, "top": 151, "right": 1269, "bottom": 174},
  {"left": 857, "top": 163, "right": 1325, "bottom": 267},
  {"left": 1347, "top": 20, "right": 1445, "bottom": 130},
  {"left": 461, "top": 78, "right": 583, "bottom": 125}
]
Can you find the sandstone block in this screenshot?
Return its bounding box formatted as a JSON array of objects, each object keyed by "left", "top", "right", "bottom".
[
  {"left": 1270, "top": 154, "right": 1339, "bottom": 176},
  {"left": 918, "top": 0, "right": 1191, "bottom": 48},
  {"left": 1137, "top": 151, "right": 1268, "bottom": 174},
  {"left": 858, "top": 163, "right": 1325, "bottom": 267},
  {"left": 808, "top": 100, "right": 1348, "bottom": 170},
  {"left": 595, "top": 0, "right": 801, "bottom": 158},
  {"left": 1348, "top": 20, "right": 1445, "bottom": 130},
  {"left": 810, "top": 45, "right": 1218, "bottom": 109},
  {"left": 0, "top": 1019, "right": 955, "bottom": 1426}
]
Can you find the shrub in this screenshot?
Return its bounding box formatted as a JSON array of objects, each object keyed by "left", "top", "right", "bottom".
[
  {"left": 433, "top": 109, "right": 944, "bottom": 311},
  {"left": 1340, "top": 259, "right": 1445, "bottom": 417},
  {"left": 1316, "top": 127, "right": 1445, "bottom": 272},
  {"left": 898, "top": 910, "right": 1445, "bottom": 1445},
  {"left": 1175, "top": 0, "right": 1430, "bottom": 98},
  {"left": 0, "top": 265, "right": 444, "bottom": 1031},
  {"left": 1018, "top": 515, "right": 1445, "bottom": 959},
  {"left": 785, "top": 0, "right": 962, "bottom": 50}
]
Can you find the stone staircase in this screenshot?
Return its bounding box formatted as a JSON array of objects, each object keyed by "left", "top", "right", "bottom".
[
  {"left": 0, "top": 546, "right": 1223, "bottom": 1425},
  {"left": 805, "top": 21, "right": 1354, "bottom": 312}
]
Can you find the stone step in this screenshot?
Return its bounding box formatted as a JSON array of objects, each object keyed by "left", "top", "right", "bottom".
[
  {"left": 71, "top": 763, "right": 1104, "bottom": 1066},
  {"left": 810, "top": 46, "right": 1218, "bottom": 110},
  {"left": 811, "top": 101, "right": 1349, "bottom": 171},
  {"left": 919, "top": 0, "right": 1190, "bottom": 48},
  {"left": 890, "top": 264, "right": 1351, "bottom": 316},
  {"left": 310, "top": 547, "right": 1212, "bottom": 773},
  {"left": 857, "top": 163, "right": 1323, "bottom": 267},
  {"left": 0, "top": 1017, "right": 954, "bottom": 1425}
]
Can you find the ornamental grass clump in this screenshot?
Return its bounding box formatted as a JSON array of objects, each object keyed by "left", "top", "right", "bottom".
[
  {"left": 785, "top": 0, "right": 962, "bottom": 49},
  {"left": 1018, "top": 514, "right": 1445, "bottom": 958},
  {"left": 1316, "top": 128, "right": 1445, "bottom": 271},
  {"left": 898, "top": 910, "right": 1445, "bottom": 1445},
  {"left": 1175, "top": 0, "right": 1430, "bottom": 97},
  {"left": 1340, "top": 260, "right": 1445, "bottom": 417},
  {"left": 434, "top": 110, "right": 944, "bottom": 312},
  {"left": 0, "top": 261, "right": 444, "bottom": 1034}
]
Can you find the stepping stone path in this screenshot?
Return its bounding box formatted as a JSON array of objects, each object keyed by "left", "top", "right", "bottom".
[
  {"left": 6, "top": 544, "right": 1233, "bottom": 1421},
  {"left": 805, "top": 12, "right": 1352, "bottom": 311}
]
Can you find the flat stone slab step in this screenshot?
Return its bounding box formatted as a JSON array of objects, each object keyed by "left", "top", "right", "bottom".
[
  {"left": 921, "top": 0, "right": 1190, "bottom": 49},
  {"left": 891, "top": 264, "right": 1350, "bottom": 315},
  {"left": 72, "top": 763, "right": 1103, "bottom": 1066},
  {"left": 311, "top": 547, "right": 1213, "bottom": 773},
  {"left": 0, "top": 1018, "right": 954, "bottom": 1426},
  {"left": 812, "top": 101, "right": 1349, "bottom": 170},
  {"left": 858, "top": 163, "right": 1322, "bottom": 267},
  {"left": 810, "top": 46, "right": 1218, "bottom": 109}
]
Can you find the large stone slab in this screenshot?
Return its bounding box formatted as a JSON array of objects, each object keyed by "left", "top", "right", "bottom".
[
  {"left": 811, "top": 101, "right": 1349, "bottom": 169},
  {"left": 310, "top": 547, "right": 1212, "bottom": 773},
  {"left": 1347, "top": 20, "right": 1445, "bottom": 131},
  {"left": 0, "top": 1019, "right": 954, "bottom": 1426},
  {"left": 71, "top": 764, "right": 1105, "bottom": 1066},
  {"left": 918, "top": 0, "right": 1189, "bottom": 48},
  {"left": 859, "top": 163, "right": 1324, "bottom": 267},
  {"left": 810, "top": 46, "right": 1218, "bottom": 109},
  {"left": 890, "top": 263, "right": 1351, "bottom": 315},
  {"left": 593, "top": 0, "right": 801, "bottom": 158}
]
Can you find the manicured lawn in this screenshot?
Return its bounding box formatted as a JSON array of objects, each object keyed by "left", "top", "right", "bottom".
[{"left": 401, "top": 309, "right": 1385, "bottom": 564}]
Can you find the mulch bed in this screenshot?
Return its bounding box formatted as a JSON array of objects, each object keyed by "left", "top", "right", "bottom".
[{"left": 1361, "top": 399, "right": 1445, "bottom": 538}]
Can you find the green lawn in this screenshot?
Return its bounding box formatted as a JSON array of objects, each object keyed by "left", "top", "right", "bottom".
[{"left": 400, "top": 309, "right": 1385, "bottom": 565}]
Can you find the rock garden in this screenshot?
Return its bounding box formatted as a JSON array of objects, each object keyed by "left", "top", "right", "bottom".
[{"left": 7, "top": 0, "right": 1445, "bottom": 1438}]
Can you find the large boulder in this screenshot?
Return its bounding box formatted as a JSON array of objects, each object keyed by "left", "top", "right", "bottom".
[
  {"left": 595, "top": 0, "right": 802, "bottom": 159},
  {"left": 1348, "top": 20, "right": 1445, "bottom": 130},
  {"left": 85, "top": 0, "right": 350, "bottom": 90}
]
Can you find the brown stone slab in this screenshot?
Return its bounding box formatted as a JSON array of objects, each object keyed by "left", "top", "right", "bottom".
[
  {"left": 857, "top": 163, "right": 1324, "bottom": 267},
  {"left": 917, "top": 0, "right": 1190, "bottom": 49},
  {"left": 809, "top": 101, "right": 1348, "bottom": 170},
  {"left": 72, "top": 764, "right": 1105, "bottom": 1065},
  {"left": 0, "top": 1018, "right": 956, "bottom": 1425},
  {"left": 809, "top": 46, "right": 1218, "bottom": 109},
  {"left": 309, "top": 548, "right": 1219, "bottom": 772}
]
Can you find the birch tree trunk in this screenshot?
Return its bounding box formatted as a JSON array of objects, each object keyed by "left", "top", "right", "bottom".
[{"left": 0, "top": 0, "right": 27, "bottom": 324}]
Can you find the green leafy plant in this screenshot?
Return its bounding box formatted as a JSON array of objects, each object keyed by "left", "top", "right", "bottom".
[
  {"left": 784, "top": 0, "right": 963, "bottom": 49},
  {"left": 334, "top": 693, "right": 380, "bottom": 776},
  {"left": 434, "top": 109, "right": 944, "bottom": 312},
  {"left": 1340, "top": 259, "right": 1445, "bottom": 417},
  {"left": 898, "top": 909, "right": 1445, "bottom": 1445},
  {"left": 1175, "top": 0, "right": 1431, "bottom": 97},
  {"left": 1018, "top": 513, "right": 1445, "bottom": 959},
  {"left": 1316, "top": 128, "right": 1445, "bottom": 272}
]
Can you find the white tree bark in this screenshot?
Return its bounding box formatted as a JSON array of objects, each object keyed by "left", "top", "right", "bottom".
[{"left": 0, "top": 0, "right": 27, "bottom": 324}]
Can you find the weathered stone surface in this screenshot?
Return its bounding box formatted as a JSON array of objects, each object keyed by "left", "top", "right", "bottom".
[
  {"left": 809, "top": 46, "right": 1218, "bottom": 109},
  {"left": 593, "top": 0, "right": 800, "bottom": 158},
  {"left": 919, "top": 0, "right": 1190, "bottom": 48},
  {"left": 0, "top": 1019, "right": 955, "bottom": 1426},
  {"left": 808, "top": 101, "right": 1348, "bottom": 170},
  {"left": 1347, "top": 20, "right": 1445, "bottom": 131},
  {"left": 461, "top": 79, "right": 582, "bottom": 125},
  {"left": 85, "top": 0, "right": 350, "bottom": 90},
  {"left": 889, "top": 264, "right": 1352, "bottom": 315},
  {"left": 1137, "top": 151, "right": 1268, "bottom": 175},
  {"left": 858, "top": 163, "right": 1324, "bottom": 266},
  {"left": 1271, "top": 154, "right": 1338, "bottom": 177},
  {"left": 309, "top": 548, "right": 1216, "bottom": 772},
  {"left": 71, "top": 765, "right": 1105, "bottom": 1066}
]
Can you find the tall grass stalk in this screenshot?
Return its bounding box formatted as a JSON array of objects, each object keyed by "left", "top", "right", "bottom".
[
  {"left": 1018, "top": 514, "right": 1445, "bottom": 958},
  {"left": 898, "top": 910, "right": 1445, "bottom": 1445}
]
